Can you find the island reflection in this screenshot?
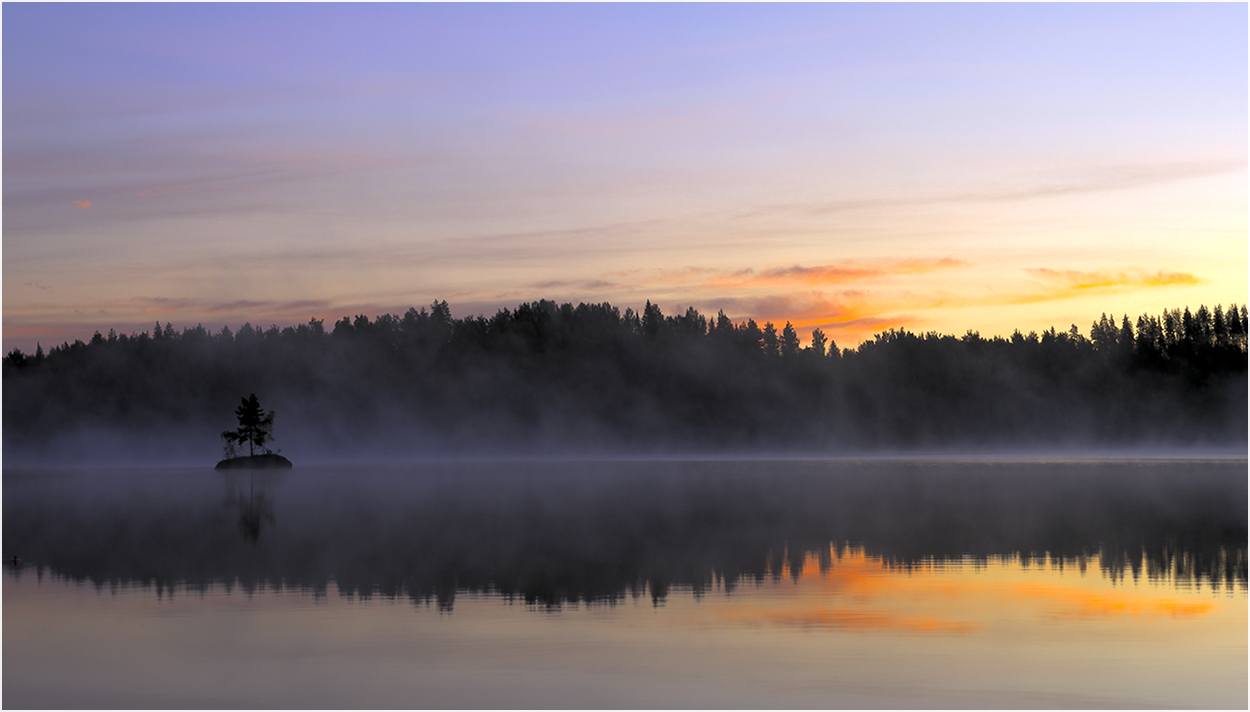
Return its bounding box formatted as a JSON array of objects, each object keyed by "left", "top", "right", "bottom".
[{"left": 4, "top": 459, "right": 1244, "bottom": 610}]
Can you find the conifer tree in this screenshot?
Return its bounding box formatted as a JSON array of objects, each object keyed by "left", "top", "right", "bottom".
[
  {"left": 781, "top": 322, "right": 800, "bottom": 357},
  {"left": 809, "top": 328, "right": 827, "bottom": 358},
  {"left": 762, "top": 322, "right": 779, "bottom": 356},
  {"left": 222, "top": 394, "right": 275, "bottom": 458}
]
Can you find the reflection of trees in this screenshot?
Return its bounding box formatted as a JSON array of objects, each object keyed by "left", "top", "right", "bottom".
[
  {"left": 222, "top": 470, "right": 280, "bottom": 543},
  {"left": 1098, "top": 543, "right": 1247, "bottom": 591},
  {"left": 228, "top": 480, "right": 275, "bottom": 543},
  {"left": 4, "top": 461, "right": 1245, "bottom": 608}
]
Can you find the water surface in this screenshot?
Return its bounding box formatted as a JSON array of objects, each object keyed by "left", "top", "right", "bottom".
[{"left": 4, "top": 459, "right": 1245, "bottom": 708}]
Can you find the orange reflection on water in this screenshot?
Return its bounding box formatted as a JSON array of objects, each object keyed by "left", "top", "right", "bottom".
[
  {"left": 718, "top": 604, "right": 981, "bottom": 635},
  {"left": 1001, "top": 583, "right": 1216, "bottom": 620},
  {"left": 708, "top": 548, "right": 1231, "bottom": 636}
]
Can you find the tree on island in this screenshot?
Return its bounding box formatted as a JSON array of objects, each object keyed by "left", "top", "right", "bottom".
[{"left": 222, "top": 393, "right": 275, "bottom": 458}]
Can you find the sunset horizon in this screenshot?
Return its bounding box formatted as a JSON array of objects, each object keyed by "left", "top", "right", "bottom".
[
  {"left": 4, "top": 6, "right": 1245, "bottom": 708},
  {"left": 5, "top": 3, "right": 1245, "bottom": 353}
]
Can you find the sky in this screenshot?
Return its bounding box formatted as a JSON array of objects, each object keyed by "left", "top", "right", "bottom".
[{"left": 4, "top": 3, "right": 1246, "bottom": 352}]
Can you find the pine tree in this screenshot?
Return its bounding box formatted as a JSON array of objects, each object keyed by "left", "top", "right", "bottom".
[
  {"left": 1213, "top": 305, "right": 1228, "bottom": 345},
  {"left": 642, "top": 301, "right": 664, "bottom": 338},
  {"left": 809, "top": 328, "right": 828, "bottom": 358},
  {"left": 222, "top": 394, "right": 275, "bottom": 458},
  {"left": 762, "top": 322, "right": 779, "bottom": 356},
  {"left": 1228, "top": 303, "right": 1245, "bottom": 344},
  {"left": 780, "top": 322, "right": 800, "bottom": 357},
  {"left": 1162, "top": 310, "right": 1177, "bottom": 346},
  {"left": 1118, "top": 315, "right": 1134, "bottom": 356},
  {"left": 1195, "top": 305, "right": 1213, "bottom": 346},
  {"left": 1091, "top": 313, "right": 1118, "bottom": 352}
]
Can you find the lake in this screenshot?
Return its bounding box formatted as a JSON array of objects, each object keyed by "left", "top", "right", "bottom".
[{"left": 4, "top": 458, "right": 1245, "bottom": 708}]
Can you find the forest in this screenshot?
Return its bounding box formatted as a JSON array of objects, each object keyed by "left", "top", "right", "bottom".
[{"left": 4, "top": 300, "right": 1247, "bottom": 462}]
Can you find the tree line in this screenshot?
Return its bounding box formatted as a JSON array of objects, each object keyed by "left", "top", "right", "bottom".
[
  {"left": 4, "top": 300, "right": 1246, "bottom": 459},
  {"left": 5, "top": 461, "right": 1244, "bottom": 607}
]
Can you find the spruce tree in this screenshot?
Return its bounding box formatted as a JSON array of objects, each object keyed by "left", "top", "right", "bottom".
[{"left": 222, "top": 394, "right": 275, "bottom": 457}]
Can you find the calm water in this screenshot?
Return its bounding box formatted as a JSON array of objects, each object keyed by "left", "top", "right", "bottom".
[{"left": 4, "top": 459, "right": 1246, "bottom": 708}]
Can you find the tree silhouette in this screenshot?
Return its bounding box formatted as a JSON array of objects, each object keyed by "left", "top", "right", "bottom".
[
  {"left": 809, "top": 328, "right": 828, "bottom": 358},
  {"left": 780, "top": 321, "right": 800, "bottom": 357},
  {"left": 2, "top": 299, "right": 1246, "bottom": 457},
  {"left": 222, "top": 394, "right": 275, "bottom": 457}
]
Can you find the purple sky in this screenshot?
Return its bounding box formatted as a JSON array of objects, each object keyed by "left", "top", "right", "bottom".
[{"left": 4, "top": 4, "right": 1245, "bottom": 351}]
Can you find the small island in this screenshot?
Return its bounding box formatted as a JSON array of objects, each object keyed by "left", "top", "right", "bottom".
[
  {"left": 216, "top": 452, "right": 292, "bottom": 470},
  {"left": 216, "top": 394, "right": 293, "bottom": 470}
]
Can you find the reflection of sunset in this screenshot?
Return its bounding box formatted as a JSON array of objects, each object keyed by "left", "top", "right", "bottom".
[
  {"left": 1004, "top": 583, "right": 1216, "bottom": 620},
  {"left": 706, "top": 548, "right": 1228, "bottom": 636},
  {"left": 718, "top": 605, "right": 980, "bottom": 635}
]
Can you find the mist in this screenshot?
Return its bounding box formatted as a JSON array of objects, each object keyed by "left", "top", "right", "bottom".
[
  {"left": 5, "top": 459, "right": 1244, "bottom": 608},
  {"left": 4, "top": 300, "right": 1246, "bottom": 465}
]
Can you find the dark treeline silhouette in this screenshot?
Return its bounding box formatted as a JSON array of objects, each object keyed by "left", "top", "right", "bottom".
[
  {"left": 4, "top": 461, "right": 1244, "bottom": 609},
  {"left": 4, "top": 300, "right": 1246, "bottom": 460}
]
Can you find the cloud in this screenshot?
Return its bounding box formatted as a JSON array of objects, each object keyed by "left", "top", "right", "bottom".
[
  {"left": 584, "top": 259, "right": 960, "bottom": 341},
  {"left": 606, "top": 258, "right": 965, "bottom": 292},
  {"left": 689, "top": 293, "right": 915, "bottom": 347},
  {"left": 2, "top": 296, "right": 338, "bottom": 324},
  {"left": 715, "top": 258, "right": 966, "bottom": 290},
  {"left": 1012, "top": 268, "right": 1201, "bottom": 304},
  {"left": 122, "top": 296, "right": 336, "bottom": 318},
  {"left": 135, "top": 185, "right": 187, "bottom": 198},
  {"left": 1025, "top": 268, "right": 1200, "bottom": 290},
  {"left": 237, "top": 218, "right": 672, "bottom": 274},
  {"left": 973, "top": 160, "right": 1246, "bottom": 203},
  {"left": 531, "top": 279, "right": 620, "bottom": 291},
  {"left": 123, "top": 296, "right": 198, "bottom": 315},
  {"left": 738, "top": 159, "right": 1247, "bottom": 220},
  {"left": 423, "top": 259, "right": 950, "bottom": 346},
  {"left": 7, "top": 141, "right": 446, "bottom": 226}
]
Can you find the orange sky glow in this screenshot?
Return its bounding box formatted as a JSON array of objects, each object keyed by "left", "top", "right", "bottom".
[{"left": 3, "top": 5, "right": 1245, "bottom": 352}]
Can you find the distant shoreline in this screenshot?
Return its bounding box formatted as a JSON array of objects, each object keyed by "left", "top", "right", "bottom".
[
  {"left": 5, "top": 300, "right": 1245, "bottom": 463},
  {"left": 2, "top": 449, "right": 1246, "bottom": 472}
]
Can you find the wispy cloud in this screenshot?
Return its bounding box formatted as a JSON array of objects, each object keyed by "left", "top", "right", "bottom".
[
  {"left": 6, "top": 142, "right": 446, "bottom": 225},
  {"left": 123, "top": 296, "right": 336, "bottom": 318},
  {"left": 4, "top": 296, "right": 337, "bottom": 322},
  {"left": 135, "top": 185, "right": 188, "bottom": 198},
  {"left": 692, "top": 293, "right": 914, "bottom": 343},
  {"left": 1012, "top": 268, "right": 1201, "bottom": 304},
  {"left": 1025, "top": 268, "right": 1200, "bottom": 290},
  {"left": 531, "top": 279, "right": 620, "bottom": 291},
  {"left": 569, "top": 259, "right": 964, "bottom": 341},
  {"left": 961, "top": 160, "right": 1245, "bottom": 205},
  {"left": 714, "top": 258, "right": 966, "bottom": 289},
  {"left": 738, "top": 159, "right": 1247, "bottom": 220},
  {"left": 606, "top": 258, "right": 966, "bottom": 292}
]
